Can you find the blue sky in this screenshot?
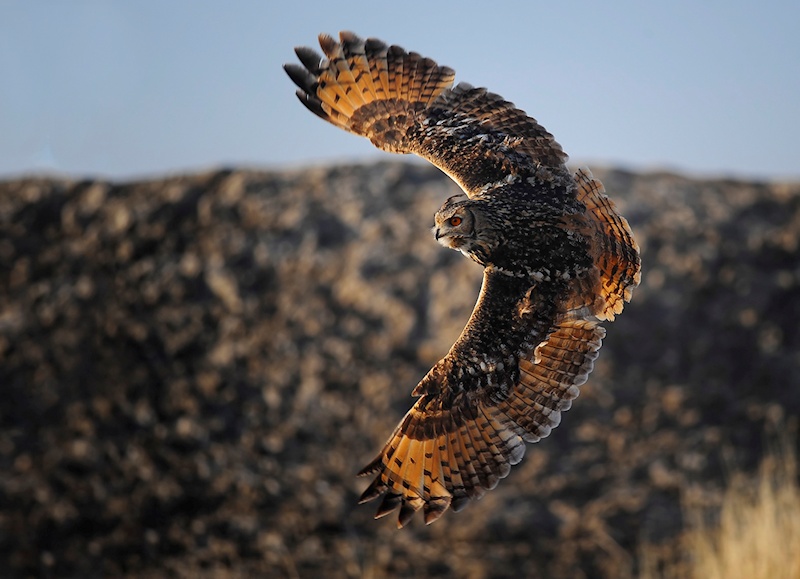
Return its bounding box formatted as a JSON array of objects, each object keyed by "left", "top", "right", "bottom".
[{"left": 2, "top": 1, "right": 798, "bottom": 180}]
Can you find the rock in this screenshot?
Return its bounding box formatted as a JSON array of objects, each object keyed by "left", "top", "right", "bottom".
[{"left": 0, "top": 162, "right": 798, "bottom": 577}]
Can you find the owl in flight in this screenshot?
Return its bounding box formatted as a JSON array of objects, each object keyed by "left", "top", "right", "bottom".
[{"left": 285, "top": 32, "right": 641, "bottom": 527}]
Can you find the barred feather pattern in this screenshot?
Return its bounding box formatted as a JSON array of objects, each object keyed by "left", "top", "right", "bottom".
[
  {"left": 567, "top": 168, "right": 642, "bottom": 321},
  {"left": 285, "top": 31, "right": 570, "bottom": 196},
  {"left": 285, "top": 32, "right": 641, "bottom": 527},
  {"left": 358, "top": 315, "right": 606, "bottom": 527}
]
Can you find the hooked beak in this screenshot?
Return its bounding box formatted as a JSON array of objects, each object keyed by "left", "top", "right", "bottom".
[{"left": 434, "top": 227, "right": 441, "bottom": 240}]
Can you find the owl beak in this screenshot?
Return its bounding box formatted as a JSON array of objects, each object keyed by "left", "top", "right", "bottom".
[{"left": 434, "top": 228, "right": 441, "bottom": 240}]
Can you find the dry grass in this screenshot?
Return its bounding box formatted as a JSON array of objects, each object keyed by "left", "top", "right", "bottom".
[{"left": 642, "top": 438, "right": 800, "bottom": 579}]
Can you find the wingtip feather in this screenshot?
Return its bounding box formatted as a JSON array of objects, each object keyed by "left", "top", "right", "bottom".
[
  {"left": 294, "top": 90, "right": 328, "bottom": 121},
  {"left": 284, "top": 63, "right": 316, "bottom": 93},
  {"left": 423, "top": 497, "right": 450, "bottom": 524},
  {"left": 317, "top": 33, "right": 338, "bottom": 57},
  {"left": 294, "top": 46, "right": 323, "bottom": 72},
  {"left": 358, "top": 477, "right": 385, "bottom": 504},
  {"left": 374, "top": 492, "right": 402, "bottom": 520}
]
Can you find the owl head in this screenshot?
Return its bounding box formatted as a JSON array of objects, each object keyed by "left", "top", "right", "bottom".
[{"left": 433, "top": 194, "right": 501, "bottom": 265}]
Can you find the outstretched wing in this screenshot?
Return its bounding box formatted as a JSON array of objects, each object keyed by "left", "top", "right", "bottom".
[
  {"left": 358, "top": 269, "right": 606, "bottom": 527},
  {"left": 284, "top": 31, "right": 569, "bottom": 196},
  {"left": 285, "top": 32, "right": 642, "bottom": 528}
]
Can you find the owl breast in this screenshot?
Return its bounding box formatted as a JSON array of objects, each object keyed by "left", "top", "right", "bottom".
[{"left": 455, "top": 186, "right": 589, "bottom": 278}]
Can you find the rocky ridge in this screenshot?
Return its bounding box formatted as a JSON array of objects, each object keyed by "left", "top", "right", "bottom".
[{"left": 1, "top": 161, "right": 799, "bottom": 577}]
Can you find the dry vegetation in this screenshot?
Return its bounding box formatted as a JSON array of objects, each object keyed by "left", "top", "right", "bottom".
[{"left": 642, "top": 430, "right": 800, "bottom": 579}]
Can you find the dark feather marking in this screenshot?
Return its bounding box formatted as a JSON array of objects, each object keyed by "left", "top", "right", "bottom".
[{"left": 284, "top": 31, "right": 641, "bottom": 527}]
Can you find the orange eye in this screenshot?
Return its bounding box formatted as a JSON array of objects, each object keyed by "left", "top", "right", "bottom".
[{"left": 448, "top": 216, "right": 462, "bottom": 227}]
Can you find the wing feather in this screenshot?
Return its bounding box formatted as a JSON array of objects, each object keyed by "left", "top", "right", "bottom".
[
  {"left": 286, "top": 32, "right": 640, "bottom": 527},
  {"left": 443, "top": 414, "right": 470, "bottom": 511},
  {"left": 284, "top": 31, "right": 569, "bottom": 197},
  {"left": 452, "top": 408, "right": 486, "bottom": 500},
  {"left": 356, "top": 269, "right": 610, "bottom": 526}
]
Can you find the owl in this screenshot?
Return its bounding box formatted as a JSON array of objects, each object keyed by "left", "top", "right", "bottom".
[{"left": 285, "top": 32, "right": 641, "bottom": 527}]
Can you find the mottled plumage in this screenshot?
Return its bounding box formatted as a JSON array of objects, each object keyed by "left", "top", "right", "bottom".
[{"left": 284, "top": 31, "right": 641, "bottom": 527}]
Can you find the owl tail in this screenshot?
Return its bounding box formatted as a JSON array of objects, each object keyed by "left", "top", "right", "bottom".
[
  {"left": 572, "top": 168, "right": 642, "bottom": 321},
  {"left": 284, "top": 31, "right": 456, "bottom": 153}
]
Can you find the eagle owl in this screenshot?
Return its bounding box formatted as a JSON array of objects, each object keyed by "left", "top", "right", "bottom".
[{"left": 285, "top": 32, "right": 641, "bottom": 527}]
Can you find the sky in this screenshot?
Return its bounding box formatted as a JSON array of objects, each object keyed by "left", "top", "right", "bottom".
[{"left": 1, "top": 0, "right": 799, "bottom": 181}]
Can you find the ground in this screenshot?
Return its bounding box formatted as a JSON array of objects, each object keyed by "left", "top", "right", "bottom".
[{"left": 1, "top": 161, "right": 799, "bottom": 578}]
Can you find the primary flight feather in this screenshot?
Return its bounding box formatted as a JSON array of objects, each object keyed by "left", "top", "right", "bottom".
[{"left": 284, "top": 31, "right": 641, "bottom": 527}]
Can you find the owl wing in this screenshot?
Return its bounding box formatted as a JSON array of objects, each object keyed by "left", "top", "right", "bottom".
[
  {"left": 285, "top": 32, "right": 641, "bottom": 527},
  {"left": 284, "top": 31, "right": 569, "bottom": 196},
  {"left": 357, "top": 268, "right": 606, "bottom": 527}
]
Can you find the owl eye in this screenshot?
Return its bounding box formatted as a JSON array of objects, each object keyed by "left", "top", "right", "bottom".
[{"left": 448, "top": 216, "right": 463, "bottom": 227}]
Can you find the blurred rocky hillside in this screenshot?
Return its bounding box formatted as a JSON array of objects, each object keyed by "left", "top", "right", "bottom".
[{"left": 1, "top": 161, "right": 799, "bottom": 578}]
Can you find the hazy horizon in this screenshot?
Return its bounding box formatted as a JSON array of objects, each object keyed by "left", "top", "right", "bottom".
[{"left": 3, "top": 1, "right": 799, "bottom": 181}]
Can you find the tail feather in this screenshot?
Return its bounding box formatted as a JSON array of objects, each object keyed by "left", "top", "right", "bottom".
[{"left": 573, "top": 168, "right": 642, "bottom": 320}]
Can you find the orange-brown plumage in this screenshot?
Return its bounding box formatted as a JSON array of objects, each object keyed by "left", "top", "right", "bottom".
[{"left": 285, "top": 31, "right": 641, "bottom": 527}]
